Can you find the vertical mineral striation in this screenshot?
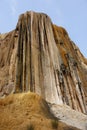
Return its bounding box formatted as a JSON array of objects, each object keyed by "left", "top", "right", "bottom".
[{"left": 0, "top": 11, "right": 87, "bottom": 113}]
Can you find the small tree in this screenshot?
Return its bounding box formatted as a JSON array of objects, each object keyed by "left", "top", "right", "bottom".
[
  {"left": 51, "top": 119, "right": 58, "bottom": 129},
  {"left": 27, "top": 124, "right": 34, "bottom": 130}
]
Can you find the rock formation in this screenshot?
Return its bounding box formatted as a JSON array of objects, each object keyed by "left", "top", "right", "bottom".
[{"left": 0, "top": 11, "right": 87, "bottom": 114}]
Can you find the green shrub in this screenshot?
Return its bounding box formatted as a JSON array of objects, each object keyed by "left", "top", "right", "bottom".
[
  {"left": 51, "top": 119, "right": 58, "bottom": 129},
  {"left": 27, "top": 124, "right": 34, "bottom": 130}
]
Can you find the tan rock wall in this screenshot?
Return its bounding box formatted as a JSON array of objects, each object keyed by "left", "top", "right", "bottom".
[{"left": 0, "top": 11, "right": 87, "bottom": 113}]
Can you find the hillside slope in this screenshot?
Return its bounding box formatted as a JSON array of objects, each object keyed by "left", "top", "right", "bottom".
[{"left": 0, "top": 92, "right": 81, "bottom": 130}]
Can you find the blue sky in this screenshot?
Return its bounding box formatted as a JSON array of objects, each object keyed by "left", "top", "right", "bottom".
[{"left": 0, "top": 0, "right": 87, "bottom": 57}]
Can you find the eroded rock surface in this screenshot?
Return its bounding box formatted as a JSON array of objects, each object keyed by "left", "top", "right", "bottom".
[
  {"left": 49, "top": 103, "right": 87, "bottom": 130},
  {"left": 0, "top": 11, "right": 87, "bottom": 114}
]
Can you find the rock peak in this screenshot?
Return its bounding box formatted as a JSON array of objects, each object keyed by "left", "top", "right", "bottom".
[{"left": 0, "top": 11, "right": 87, "bottom": 114}]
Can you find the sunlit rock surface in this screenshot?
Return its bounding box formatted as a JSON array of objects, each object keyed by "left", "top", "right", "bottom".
[{"left": 0, "top": 11, "right": 87, "bottom": 114}]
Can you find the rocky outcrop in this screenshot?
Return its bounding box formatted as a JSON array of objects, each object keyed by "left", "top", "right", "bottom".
[
  {"left": 0, "top": 11, "right": 87, "bottom": 114},
  {"left": 49, "top": 103, "right": 87, "bottom": 130}
]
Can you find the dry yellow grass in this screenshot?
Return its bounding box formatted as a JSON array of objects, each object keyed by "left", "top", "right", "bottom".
[{"left": 0, "top": 92, "right": 80, "bottom": 130}]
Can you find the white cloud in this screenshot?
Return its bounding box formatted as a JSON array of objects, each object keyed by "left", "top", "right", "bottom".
[{"left": 10, "top": 0, "right": 17, "bottom": 16}]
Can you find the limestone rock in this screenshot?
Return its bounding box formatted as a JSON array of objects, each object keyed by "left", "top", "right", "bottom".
[
  {"left": 0, "top": 11, "right": 87, "bottom": 114},
  {"left": 49, "top": 103, "right": 87, "bottom": 130}
]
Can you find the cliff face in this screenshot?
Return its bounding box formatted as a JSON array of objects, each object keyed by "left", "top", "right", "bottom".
[{"left": 0, "top": 11, "right": 87, "bottom": 113}]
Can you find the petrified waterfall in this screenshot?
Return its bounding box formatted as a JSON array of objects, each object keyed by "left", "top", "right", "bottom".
[
  {"left": 15, "top": 12, "right": 63, "bottom": 105},
  {"left": 0, "top": 11, "right": 87, "bottom": 113}
]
